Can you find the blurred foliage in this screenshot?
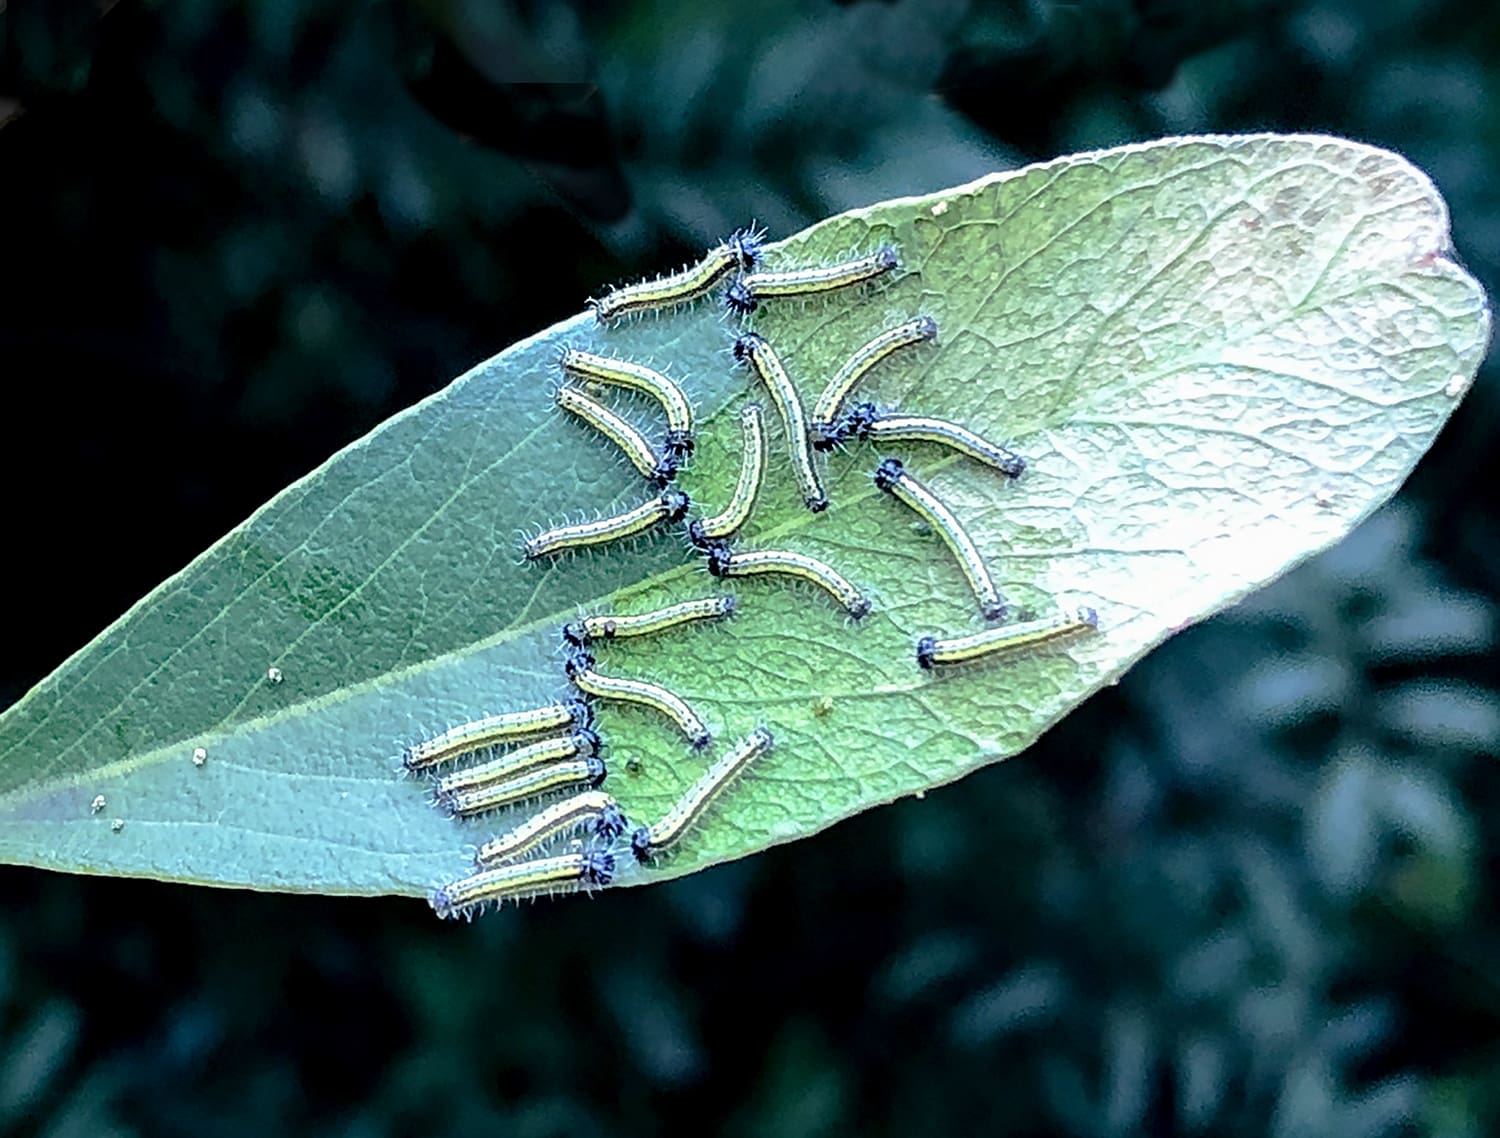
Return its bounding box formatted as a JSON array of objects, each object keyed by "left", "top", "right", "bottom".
[{"left": 0, "top": 0, "right": 1496, "bottom": 1135}]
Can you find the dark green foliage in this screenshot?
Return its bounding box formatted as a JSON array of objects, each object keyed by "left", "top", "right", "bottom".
[{"left": 0, "top": 0, "right": 1495, "bottom": 1134}]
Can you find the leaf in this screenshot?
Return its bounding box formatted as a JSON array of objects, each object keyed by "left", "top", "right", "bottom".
[{"left": 0, "top": 134, "right": 1488, "bottom": 901}]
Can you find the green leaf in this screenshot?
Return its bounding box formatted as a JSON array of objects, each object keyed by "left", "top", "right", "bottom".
[{"left": 0, "top": 134, "right": 1488, "bottom": 902}]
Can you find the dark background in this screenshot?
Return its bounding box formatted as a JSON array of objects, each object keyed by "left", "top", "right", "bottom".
[{"left": 2, "top": 1, "right": 1498, "bottom": 1134}]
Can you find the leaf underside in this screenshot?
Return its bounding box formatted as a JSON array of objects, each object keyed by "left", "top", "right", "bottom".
[{"left": 0, "top": 134, "right": 1489, "bottom": 901}]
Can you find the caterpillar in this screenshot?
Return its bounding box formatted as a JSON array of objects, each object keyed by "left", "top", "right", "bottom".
[
  {"left": 566, "top": 651, "right": 712, "bottom": 751},
  {"left": 733, "top": 333, "right": 826, "bottom": 512},
  {"left": 560, "top": 349, "right": 696, "bottom": 459},
  {"left": 688, "top": 403, "right": 766, "bottom": 547},
  {"left": 846, "top": 405, "right": 1025, "bottom": 479},
  {"left": 592, "top": 228, "right": 763, "bottom": 324},
  {"left": 437, "top": 756, "right": 607, "bottom": 819},
  {"left": 809, "top": 317, "right": 938, "bottom": 450},
  {"left": 916, "top": 607, "right": 1100, "bottom": 670},
  {"left": 562, "top": 595, "right": 736, "bottom": 649},
  {"left": 725, "top": 244, "right": 899, "bottom": 314},
  {"left": 473, "top": 791, "right": 628, "bottom": 868},
  {"left": 523, "top": 490, "right": 690, "bottom": 559},
  {"left": 873, "top": 457, "right": 1005, "bottom": 622},
  {"left": 555, "top": 385, "right": 676, "bottom": 486},
  {"left": 436, "top": 729, "right": 601, "bottom": 800},
  {"left": 706, "top": 545, "right": 870, "bottom": 619},
  {"left": 430, "top": 849, "right": 616, "bottom": 920},
  {"left": 630, "top": 727, "right": 774, "bottom": 862},
  {"left": 403, "top": 700, "right": 591, "bottom": 773}
]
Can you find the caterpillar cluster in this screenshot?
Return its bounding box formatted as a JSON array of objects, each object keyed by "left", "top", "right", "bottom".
[
  {"left": 409, "top": 225, "right": 1100, "bottom": 918},
  {"left": 404, "top": 593, "right": 767, "bottom": 919}
]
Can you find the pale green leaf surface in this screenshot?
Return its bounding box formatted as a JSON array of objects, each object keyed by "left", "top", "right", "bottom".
[{"left": 0, "top": 134, "right": 1488, "bottom": 901}]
